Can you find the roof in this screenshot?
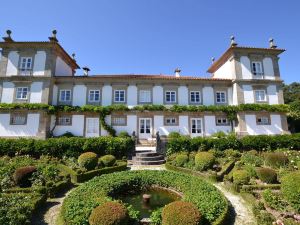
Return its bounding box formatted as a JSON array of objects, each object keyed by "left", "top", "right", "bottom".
[
  {"left": 207, "top": 46, "right": 285, "bottom": 73},
  {"left": 0, "top": 41, "right": 80, "bottom": 69}
]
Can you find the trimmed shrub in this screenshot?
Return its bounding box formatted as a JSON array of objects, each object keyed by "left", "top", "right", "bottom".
[
  {"left": 118, "top": 131, "right": 130, "bottom": 138},
  {"left": 281, "top": 171, "right": 300, "bottom": 213},
  {"left": 162, "top": 201, "right": 201, "bottom": 225},
  {"left": 264, "top": 152, "right": 288, "bottom": 168},
  {"left": 256, "top": 167, "right": 277, "bottom": 184},
  {"left": 100, "top": 155, "right": 116, "bottom": 167},
  {"left": 13, "top": 166, "right": 37, "bottom": 188},
  {"left": 78, "top": 152, "right": 98, "bottom": 171},
  {"left": 175, "top": 154, "right": 189, "bottom": 167},
  {"left": 240, "top": 151, "right": 263, "bottom": 167},
  {"left": 195, "top": 152, "right": 215, "bottom": 171},
  {"left": 89, "top": 202, "right": 129, "bottom": 225},
  {"left": 233, "top": 170, "right": 250, "bottom": 185}
]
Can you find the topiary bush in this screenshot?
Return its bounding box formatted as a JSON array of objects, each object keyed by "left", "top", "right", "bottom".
[
  {"left": 89, "top": 201, "right": 129, "bottom": 225},
  {"left": 78, "top": 152, "right": 98, "bottom": 171},
  {"left": 256, "top": 167, "right": 277, "bottom": 184},
  {"left": 100, "top": 155, "right": 116, "bottom": 167},
  {"left": 264, "top": 152, "right": 288, "bottom": 168},
  {"left": 13, "top": 166, "right": 37, "bottom": 187},
  {"left": 175, "top": 154, "right": 189, "bottom": 167},
  {"left": 232, "top": 170, "right": 250, "bottom": 185},
  {"left": 162, "top": 201, "right": 201, "bottom": 225},
  {"left": 195, "top": 152, "right": 215, "bottom": 171},
  {"left": 240, "top": 151, "right": 263, "bottom": 167},
  {"left": 281, "top": 171, "right": 300, "bottom": 213}
]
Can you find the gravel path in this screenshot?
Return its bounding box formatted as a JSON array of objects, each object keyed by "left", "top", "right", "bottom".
[{"left": 214, "top": 183, "right": 257, "bottom": 225}]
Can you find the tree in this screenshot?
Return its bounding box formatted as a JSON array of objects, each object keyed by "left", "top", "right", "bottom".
[{"left": 283, "top": 82, "right": 300, "bottom": 104}]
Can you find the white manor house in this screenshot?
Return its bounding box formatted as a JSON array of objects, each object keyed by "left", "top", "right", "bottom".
[{"left": 0, "top": 31, "right": 289, "bottom": 140}]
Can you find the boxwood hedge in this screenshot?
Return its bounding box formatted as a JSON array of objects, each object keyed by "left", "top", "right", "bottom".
[{"left": 60, "top": 170, "right": 229, "bottom": 225}]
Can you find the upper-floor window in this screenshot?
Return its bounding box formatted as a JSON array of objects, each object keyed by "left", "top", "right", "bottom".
[
  {"left": 57, "top": 116, "right": 72, "bottom": 126},
  {"left": 16, "top": 87, "right": 29, "bottom": 100},
  {"left": 255, "top": 90, "right": 266, "bottom": 102},
  {"left": 19, "top": 57, "right": 33, "bottom": 76},
  {"left": 59, "top": 90, "right": 72, "bottom": 102},
  {"left": 256, "top": 116, "right": 270, "bottom": 125},
  {"left": 165, "top": 91, "right": 176, "bottom": 103},
  {"left": 216, "top": 91, "right": 226, "bottom": 103},
  {"left": 139, "top": 90, "right": 151, "bottom": 103},
  {"left": 252, "top": 61, "right": 264, "bottom": 76},
  {"left": 216, "top": 117, "right": 229, "bottom": 126},
  {"left": 114, "top": 90, "right": 125, "bottom": 103},
  {"left": 190, "top": 91, "right": 201, "bottom": 103},
  {"left": 88, "top": 90, "right": 101, "bottom": 102},
  {"left": 10, "top": 113, "right": 27, "bottom": 125}
]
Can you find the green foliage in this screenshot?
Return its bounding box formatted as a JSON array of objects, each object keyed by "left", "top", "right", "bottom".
[
  {"left": 195, "top": 152, "right": 215, "bottom": 171},
  {"left": 168, "top": 132, "right": 181, "bottom": 139},
  {"left": 283, "top": 82, "right": 300, "bottom": 104},
  {"left": 78, "top": 152, "right": 98, "bottom": 171},
  {"left": 281, "top": 171, "right": 300, "bottom": 213},
  {"left": 100, "top": 155, "right": 116, "bottom": 167},
  {"left": 150, "top": 208, "right": 162, "bottom": 225},
  {"left": 118, "top": 131, "right": 130, "bottom": 138},
  {"left": 256, "top": 167, "right": 277, "bottom": 184},
  {"left": 233, "top": 170, "right": 250, "bottom": 185},
  {"left": 264, "top": 152, "right": 289, "bottom": 168},
  {"left": 0, "top": 137, "right": 134, "bottom": 159},
  {"left": 13, "top": 166, "right": 37, "bottom": 188},
  {"left": 162, "top": 201, "right": 201, "bottom": 225},
  {"left": 88, "top": 201, "right": 129, "bottom": 225},
  {"left": 61, "top": 170, "right": 228, "bottom": 225},
  {"left": 262, "top": 189, "right": 289, "bottom": 212},
  {"left": 175, "top": 154, "right": 189, "bottom": 167},
  {"left": 240, "top": 151, "right": 263, "bottom": 167}
]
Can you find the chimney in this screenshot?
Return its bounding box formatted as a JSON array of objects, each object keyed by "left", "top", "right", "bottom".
[
  {"left": 230, "top": 35, "right": 238, "bottom": 47},
  {"left": 2, "top": 30, "right": 13, "bottom": 42},
  {"left": 269, "top": 38, "right": 277, "bottom": 49},
  {"left": 48, "top": 30, "right": 58, "bottom": 42},
  {"left": 82, "top": 67, "right": 90, "bottom": 76},
  {"left": 174, "top": 68, "right": 181, "bottom": 77}
]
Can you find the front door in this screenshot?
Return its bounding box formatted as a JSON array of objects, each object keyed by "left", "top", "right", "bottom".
[
  {"left": 190, "top": 118, "right": 203, "bottom": 137},
  {"left": 139, "top": 118, "right": 152, "bottom": 139},
  {"left": 85, "top": 117, "right": 100, "bottom": 137}
]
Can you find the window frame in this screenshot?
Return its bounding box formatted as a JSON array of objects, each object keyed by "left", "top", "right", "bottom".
[
  {"left": 165, "top": 90, "right": 177, "bottom": 104},
  {"left": 10, "top": 113, "right": 27, "bottom": 125},
  {"left": 15, "top": 87, "right": 29, "bottom": 100},
  {"left": 216, "top": 117, "right": 230, "bottom": 126},
  {"left": 190, "top": 118, "right": 202, "bottom": 134},
  {"left": 59, "top": 89, "right": 72, "bottom": 102},
  {"left": 19, "top": 57, "right": 33, "bottom": 76},
  {"left": 114, "top": 90, "right": 126, "bottom": 103},
  {"left": 139, "top": 89, "right": 152, "bottom": 103},
  {"left": 251, "top": 61, "right": 264, "bottom": 76},
  {"left": 57, "top": 116, "right": 72, "bottom": 126},
  {"left": 111, "top": 116, "right": 127, "bottom": 126},
  {"left": 256, "top": 116, "right": 271, "bottom": 125},
  {"left": 88, "top": 89, "right": 101, "bottom": 103},
  {"left": 215, "top": 91, "right": 227, "bottom": 104},
  {"left": 255, "top": 90, "right": 267, "bottom": 102},
  {"left": 164, "top": 117, "right": 178, "bottom": 126},
  {"left": 190, "top": 91, "right": 201, "bottom": 104}
]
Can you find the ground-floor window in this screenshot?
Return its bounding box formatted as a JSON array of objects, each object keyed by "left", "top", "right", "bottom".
[
  {"left": 57, "top": 116, "right": 72, "bottom": 126},
  {"left": 10, "top": 113, "right": 27, "bottom": 125},
  {"left": 191, "top": 118, "right": 202, "bottom": 134},
  {"left": 216, "top": 117, "right": 230, "bottom": 126},
  {"left": 256, "top": 116, "right": 270, "bottom": 125}
]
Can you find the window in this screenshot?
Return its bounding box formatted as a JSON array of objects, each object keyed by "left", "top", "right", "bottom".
[
  {"left": 112, "top": 117, "right": 126, "bottom": 126},
  {"left": 16, "top": 87, "right": 28, "bottom": 100},
  {"left": 190, "top": 91, "right": 201, "bottom": 103},
  {"left": 191, "top": 118, "right": 202, "bottom": 134},
  {"left": 57, "top": 116, "right": 72, "bottom": 125},
  {"left": 216, "top": 91, "right": 226, "bottom": 103},
  {"left": 257, "top": 116, "right": 270, "bottom": 125},
  {"left": 88, "top": 90, "right": 100, "bottom": 102},
  {"left": 165, "top": 117, "right": 177, "bottom": 126},
  {"left": 165, "top": 91, "right": 176, "bottom": 103},
  {"left": 10, "top": 113, "right": 27, "bottom": 125},
  {"left": 216, "top": 117, "right": 229, "bottom": 126},
  {"left": 255, "top": 90, "right": 266, "bottom": 102},
  {"left": 59, "top": 90, "right": 72, "bottom": 102},
  {"left": 19, "top": 57, "right": 32, "bottom": 75},
  {"left": 139, "top": 90, "right": 151, "bottom": 103},
  {"left": 252, "top": 61, "right": 263, "bottom": 76},
  {"left": 114, "top": 90, "right": 125, "bottom": 103}
]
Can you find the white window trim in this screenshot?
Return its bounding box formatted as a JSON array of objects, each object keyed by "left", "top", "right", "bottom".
[
  {"left": 216, "top": 91, "right": 227, "bottom": 103},
  {"left": 114, "top": 90, "right": 126, "bottom": 103},
  {"left": 252, "top": 61, "right": 264, "bottom": 76},
  {"left": 19, "top": 57, "right": 33, "bottom": 76},
  {"left": 165, "top": 91, "right": 177, "bottom": 103},
  {"left": 165, "top": 117, "right": 177, "bottom": 126},
  {"left": 59, "top": 89, "right": 72, "bottom": 102},
  {"left": 10, "top": 113, "right": 27, "bottom": 125},
  {"left": 216, "top": 117, "right": 229, "bottom": 126},
  {"left": 16, "top": 87, "right": 29, "bottom": 100},
  {"left": 88, "top": 90, "right": 101, "bottom": 102},
  {"left": 139, "top": 90, "right": 151, "bottom": 103},
  {"left": 190, "top": 91, "right": 201, "bottom": 103},
  {"left": 257, "top": 116, "right": 270, "bottom": 125},
  {"left": 190, "top": 118, "right": 203, "bottom": 134},
  {"left": 255, "top": 90, "right": 267, "bottom": 102},
  {"left": 112, "top": 117, "right": 127, "bottom": 126}
]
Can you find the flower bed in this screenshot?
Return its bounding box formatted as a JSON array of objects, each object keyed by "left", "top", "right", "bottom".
[{"left": 60, "top": 170, "right": 229, "bottom": 225}]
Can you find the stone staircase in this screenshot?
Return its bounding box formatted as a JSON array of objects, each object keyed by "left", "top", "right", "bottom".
[{"left": 131, "top": 142, "right": 165, "bottom": 166}]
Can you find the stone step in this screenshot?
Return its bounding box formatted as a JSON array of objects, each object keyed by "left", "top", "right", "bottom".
[
  {"left": 132, "top": 159, "right": 166, "bottom": 165},
  {"left": 132, "top": 155, "right": 165, "bottom": 161},
  {"left": 135, "top": 152, "right": 159, "bottom": 157},
  {"left": 135, "top": 146, "right": 156, "bottom": 151}
]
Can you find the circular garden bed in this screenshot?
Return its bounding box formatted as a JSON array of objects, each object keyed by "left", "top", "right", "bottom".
[{"left": 60, "top": 170, "right": 229, "bottom": 225}]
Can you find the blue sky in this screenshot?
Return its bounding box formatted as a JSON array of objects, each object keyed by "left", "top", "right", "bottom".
[{"left": 0, "top": 0, "right": 299, "bottom": 83}]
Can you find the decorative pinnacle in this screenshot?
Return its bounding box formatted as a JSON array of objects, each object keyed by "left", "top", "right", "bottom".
[
  {"left": 2, "top": 29, "right": 13, "bottom": 42},
  {"left": 72, "top": 53, "right": 76, "bottom": 60},
  {"left": 269, "top": 38, "right": 277, "bottom": 49},
  {"left": 211, "top": 57, "right": 215, "bottom": 63},
  {"left": 52, "top": 30, "right": 57, "bottom": 38},
  {"left": 6, "top": 30, "right": 11, "bottom": 37},
  {"left": 230, "top": 35, "right": 237, "bottom": 47},
  {"left": 174, "top": 67, "right": 181, "bottom": 73},
  {"left": 48, "top": 29, "right": 58, "bottom": 42}
]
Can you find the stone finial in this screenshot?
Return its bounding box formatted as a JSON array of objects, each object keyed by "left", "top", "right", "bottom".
[
  {"left": 48, "top": 29, "right": 58, "bottom": 42},
  {"left": 269, "top": 38, "right": 277, "bottom": 49},
  {"left": 82, "top": 66, "right": 90, "bottom": 76},
  {"left": 174, "top": 68, "right": 181, "bottom": 77},
  {"left": 2, "top": 29, "right": 14, "bottom": 42},
  {"left": 211, "top": 57, "right": 215, "bottom": 64},
  {"left": 72, "top": 53, "right": 76, "bottom": 60},
  {"left": 230, "top": 35, "right": 237, "bottom": 47}
]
